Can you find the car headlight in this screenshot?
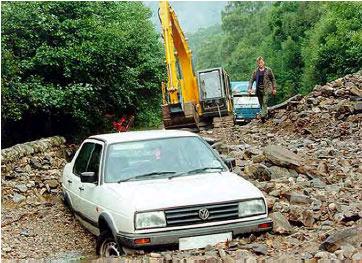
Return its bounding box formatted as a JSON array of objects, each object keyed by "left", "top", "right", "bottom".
[
  {"left": 238, "top": 199, "right": 266, "bottom": 217},
  {"left": 135, "top": 211, "right": 166, "bottom": 229}
]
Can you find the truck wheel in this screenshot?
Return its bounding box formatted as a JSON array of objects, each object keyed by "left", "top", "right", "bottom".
[{"left": 96, "top": 230, "right": 124, "bottom": 257}]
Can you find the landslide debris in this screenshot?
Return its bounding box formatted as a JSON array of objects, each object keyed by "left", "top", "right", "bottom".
[
  {"left": 199, "top": 70, "right": 362, "bottom": 261},
  {"left": 1, "top": 71, "right": 361, "bottom": 261}
]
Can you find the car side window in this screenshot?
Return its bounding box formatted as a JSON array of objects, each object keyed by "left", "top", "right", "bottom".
[
  {"left": 87, "top": 144, "right": 102, "bottom": 176},
  {"left": 73, "top": 142, "right": 96, "bottom": 176}
]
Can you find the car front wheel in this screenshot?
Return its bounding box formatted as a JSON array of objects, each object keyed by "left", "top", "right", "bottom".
[{"left": 96, "top": 230, "right": 124, "bottom": 257}]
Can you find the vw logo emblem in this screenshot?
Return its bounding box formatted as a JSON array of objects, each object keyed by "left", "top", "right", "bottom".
[{"left": 198, "top": 208, "right": 209, "bottom": 220}]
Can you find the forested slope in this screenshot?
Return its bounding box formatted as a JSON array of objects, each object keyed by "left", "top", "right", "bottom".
[{"left": 189, "top": 2, "right": 362, "bottom": 103}]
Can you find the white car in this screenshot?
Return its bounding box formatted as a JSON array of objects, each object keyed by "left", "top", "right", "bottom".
[{"left": 62, "top": 130, "right": 272, "bottom": 257}]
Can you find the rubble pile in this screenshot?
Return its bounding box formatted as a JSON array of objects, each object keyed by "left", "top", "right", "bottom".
[
  {"left": 267, "top": 71, "right": 362, "bottom": 139},
  {"left": 1, "top": 136, "right": 67, "bottom": 205},
  {"left": 1, "top": 137, "right": 94, "bottom": 259},
  {"left": 199, "top": 71, "right": 362, "bottom": 261},
  {"left": 1, "top": 72, "right": 361, "bottom": 261}
]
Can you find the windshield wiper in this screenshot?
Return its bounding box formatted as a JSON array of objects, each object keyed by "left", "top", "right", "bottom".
[
  {"left": 168, "top": 166, "right": 224, "bottom": 179},
  {"left": 118, "top": 171, "right": 177, "bottom": 183}
]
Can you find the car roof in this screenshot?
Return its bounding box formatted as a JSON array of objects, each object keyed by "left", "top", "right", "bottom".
[{"left": 88, "top": 129, "right": 198, "bottom": 144}]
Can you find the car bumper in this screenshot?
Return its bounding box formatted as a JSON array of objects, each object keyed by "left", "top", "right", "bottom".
[{"left": 116, "top": 217, "right": 272, "bottom": 248}]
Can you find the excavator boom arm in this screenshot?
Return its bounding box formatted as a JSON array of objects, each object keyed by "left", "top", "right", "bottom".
[{"left": 159, "top": 1, "right": 199, "bottom": 106}]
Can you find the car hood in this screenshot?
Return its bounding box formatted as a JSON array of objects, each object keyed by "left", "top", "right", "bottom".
[{"left": 105, "top": 172, "right": 264, "bottom": 212}]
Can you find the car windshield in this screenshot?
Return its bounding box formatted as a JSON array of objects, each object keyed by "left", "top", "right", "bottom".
[{"left": 105, "top": 136, "right": 226, "bottom": 183}]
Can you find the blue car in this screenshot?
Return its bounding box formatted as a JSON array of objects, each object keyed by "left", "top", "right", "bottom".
[{"left": 231, "top": 81, "right": 260, "bottom": 123}]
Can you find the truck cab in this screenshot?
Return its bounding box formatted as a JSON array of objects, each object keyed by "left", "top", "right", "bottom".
[{"left": 231, "top": 81, "right": 260, "bottom": 123}]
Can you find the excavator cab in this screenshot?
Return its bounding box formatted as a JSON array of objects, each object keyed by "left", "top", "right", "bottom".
[{"left": 197, "top": 68, "right": 233, "bottom": 118}]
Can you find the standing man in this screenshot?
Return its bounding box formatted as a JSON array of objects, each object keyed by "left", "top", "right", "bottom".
[{"left": 248, "top": 56, "right": 276, "bottom": 122}]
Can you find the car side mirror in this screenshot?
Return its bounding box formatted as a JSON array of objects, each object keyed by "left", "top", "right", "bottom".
[
  {"left": 80, "top": 172, "right": 97, "bottom": 184},
  {"left": 222, "top": 157, "right": 236, "bottom": 170},
  {"left": 64, "top": 149, "right": 75, "bottom": 163}
]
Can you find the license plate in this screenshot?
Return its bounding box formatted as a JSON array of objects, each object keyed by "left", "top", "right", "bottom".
[{"left": 179, "top": 232, "right": 232, "bottom": 250}]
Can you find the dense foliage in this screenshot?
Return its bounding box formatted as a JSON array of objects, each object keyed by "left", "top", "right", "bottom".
[
  {"left": 1, "top": 2, "right": 164, "bottom": 146},
  {"left": 189, "top": 2, "right": 362, "bottom": 103}
]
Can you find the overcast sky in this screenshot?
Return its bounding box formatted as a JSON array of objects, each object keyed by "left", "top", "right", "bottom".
[{"left": 143, "top": 1, "right": 227, "bottom": 34}]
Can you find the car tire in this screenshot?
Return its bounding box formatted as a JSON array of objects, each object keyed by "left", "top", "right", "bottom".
[{"left": 96, "top": 230, "right": 124, "bottom": 257}]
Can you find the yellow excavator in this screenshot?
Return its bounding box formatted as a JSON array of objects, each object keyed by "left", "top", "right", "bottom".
[{"left": 159, "top": 1, "right": 233, "bottom": 130}]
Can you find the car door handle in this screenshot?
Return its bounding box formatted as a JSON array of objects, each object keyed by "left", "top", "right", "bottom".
[
  {"left": 79, "top": 186, "right": 84, "bottom": 191},
  {"left": 67, "top": 180, "right": 72, "bottom": 184}
]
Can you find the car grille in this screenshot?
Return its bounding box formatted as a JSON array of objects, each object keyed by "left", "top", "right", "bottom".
[{"left": 165, "top": 202, "right": 239, "bottom": 227}]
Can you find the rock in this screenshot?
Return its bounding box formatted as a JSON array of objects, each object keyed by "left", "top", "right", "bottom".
[
  {"left": 311, "top": 178, "right": 326, "bottom": 188},
  {"left": 15, "top": 184, "right": 28, "bottom": 193},
  {"left": 289, "top": 205, "right": 303, "bottom": 223},
  {"left": 354, "top": 102, "right": 362, "bottom": 113},
  {"left": 244, "top": 243, "right": 268, "bottom": 255},
  {"left": 264, "top": 145, "right": 301, "bottom": 168},
  {"left": 218, "top": 249, "right": 226, "bottom": 258},
  {"left": 2, "top": 245, "right": 12, "bottom": 253},
  {"left": 340, "top": 244, "right": 357, "bottom": 259},
  {"left": 204, "top": 245, "right": 214, "bottom": 252},
  {"left": 163, "top": 253, "right": 172, "bottom": 262},
  {"left": 222, "top": 256, "right": 235, "bottom": 263},
  {"left": 311, "top": 200, "right": 322, "bottom": 211},
  {"left": 350, "top": 86, "right": 362, "bottom": 97},
  {"left": 251, "top": 164, "right": 271, "bottom": 181},
  {"left": 29, "top": 158, "right": 43, "bottom": 170},
  {"left": 286, "top": 192, "right": 312, "bottom": 204},
  {"left": 45, "top": 179, "right": 59, "bottom": 189},
  {"left": 352, "top": 252, "right": 362, "bottom": 261},
  {"left": 335, "top": 101, "right": 354, "bottom": 117},
  {"left": 266, "top": 196, "right": 277, "bottom": 209},
  {"left": 302, "top": 210, "right": 314, "bottom": 227},
  {"left": 12, "top": 193, "right": 26, "bottom": 203},
  {"left": 320, "top": 227, "right": 361, "bottom": 252},
  {"left": 244, "top": 147, "right": 262, "bottom": 158},
  {"left": 20, "top": 229, "right": 30, "bottom": 237},
  {"left": 314, "top": 251, "right": 337, "bottom": 260},
  {"left": 273, "top": 201, "right": 290, "bottom": 213},
  {"left": 328, "top": 203, "right": 337, "bottom": 211},
  {"left": 269, "top": 166, "right": 293, "bottom": 179},
  {"left": 43, "top": 155, "right": 53, "bottom": 165},
  {"left": 26, "top": 181, "right": 35, "bottom": 188},
  {"left": 320, "top": 85, "right": 335, "bottom": 97},
  {"left": 269, "top": 212, "right": 293, "bottom": 234},
  {"left": 251, "top": 154, "right": 266, "bottom": 163},
  {"left": 243, "top": 164, "right": 259, "bottom": 177},
  {"left": 150, "top": 252, "right": 162, "bottom": 258},
  {"left": 235, "top": 249, "right": 253, "bottom": 260}
]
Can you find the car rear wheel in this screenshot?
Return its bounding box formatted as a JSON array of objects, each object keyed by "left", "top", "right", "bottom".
[{"left": 96, "top": 230, "right": 124, "bottom": 257}]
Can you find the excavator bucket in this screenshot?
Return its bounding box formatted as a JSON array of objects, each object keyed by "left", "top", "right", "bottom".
[{"left": 162, "top": 102, "right": 199, "bottom": 130}]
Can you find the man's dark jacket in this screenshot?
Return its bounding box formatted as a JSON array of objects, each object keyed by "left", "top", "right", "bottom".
[{"left": 248, "top": 67, "right": 276, "bottom": 94}]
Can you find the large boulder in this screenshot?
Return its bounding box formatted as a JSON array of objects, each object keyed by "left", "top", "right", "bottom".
[
  {"left": 264, "top": 145, "right": 301, "bottom": 168},
  {"left": 269, "top": 212, "right": 294, "bottom": 235},
  {"left": 320, "top": 227, "right": 362, "bottom": 252}
]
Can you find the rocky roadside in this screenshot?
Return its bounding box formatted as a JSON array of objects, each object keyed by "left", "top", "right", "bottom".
[
  {"left": 198, "top": 71, "right": 362, "bottom": 261},
  {"left": 1, "top": 71, "right": 362, "bottom": 262},
  {"left": 1, "top": 145, "right": 96, "bottom": 260}
]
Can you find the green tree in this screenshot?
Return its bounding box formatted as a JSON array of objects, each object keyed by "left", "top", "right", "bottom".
[
  {"left": 1, "top": 2, "right": 164, "bottom": 146},
  {"left": 302, "top": 2, "right": 362, "bottom": 92},
  {"left": 188, "top": 25, "right": 225, "bottom": 70}
]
